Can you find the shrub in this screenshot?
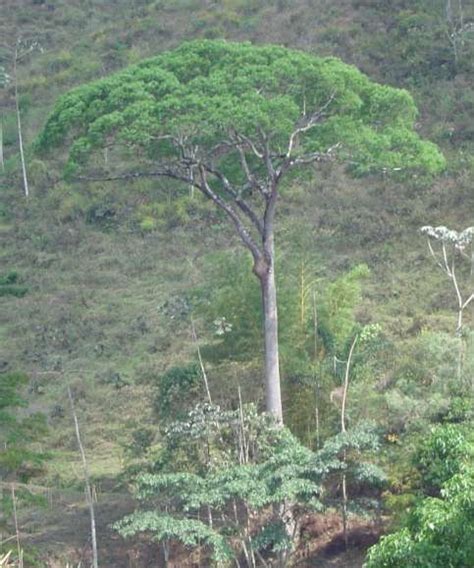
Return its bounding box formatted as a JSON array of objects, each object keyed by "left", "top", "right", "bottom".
[
  {"left": 0, "top": 272, "right": 28, "bottom": 298},
  {"left": 153, "top": 364, "right": 203, "bottom": 423},
  {"left": 365, "top": 468, "right": 474, "bottom": 568},
  {"left": 117, "top": 405, "right": 383, "bottom": 568},
  {"left": 413, "top": 424, "right": 471, "bottom": 496}
]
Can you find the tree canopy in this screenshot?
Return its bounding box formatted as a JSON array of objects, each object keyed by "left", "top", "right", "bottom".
[{"left": 37, "top": 39, "right": 445, "bottom": 178}]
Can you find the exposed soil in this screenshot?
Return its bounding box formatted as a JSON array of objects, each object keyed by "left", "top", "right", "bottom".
[
  {"left": 297, "top": 512, "right": 382, "bottom": 568},
  {"left": 21, "top": 489, "right": 136, "bottom": 567},
  {"left": 15, "top": 487, "right": 382, "bottom": 568}
]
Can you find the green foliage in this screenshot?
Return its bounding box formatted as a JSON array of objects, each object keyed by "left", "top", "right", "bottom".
[
  {"left": 360, "top": 0, "right": 474, "bottom": 86},
  {"left": 118, "top": 404, "right": 321, "bottom": 566},
  {"left": 443, "top": 396, "right": 474, "bottom": 424},
  {"left": 193, "top": 251, "right": 262, "bottom": 361},
  {"left": 0, "top": 371, "right": 28, "bottom": 413},
  {"left": 364, "top": 468, "right": 474, "bottom": 568},
  {"left": 153, "top": 363, "right": 204, "bottom": 422},
  {"left": 366, "top": 423, "right": 474, "bottom": 566},
  {"left": 0, "top": 4, "right": 469, "bottom": 564},
  {"left": 318, "top": 263, "right": 369, "bottom": 352},
  {"left": 413, "top": 424, "right": 471, "bottom": 496},
  {"left": 368, "top": 331, "right": 470, "bottom": 434},
  {"left": 191, "top": 252, "right": 375, "bottom": 444},
  {"left": 195, "top": 253, "right": 369, "bottom": 363},
  {"left": 38, "top": 39, "right": 445, "bottom": 179},
  {"left": 0, "top": 372, "right": 47, "bottom": 509},
  {"left": 118, "top": 404, "right": 384, "bottom": 566},
  {"left": 0, "top": 371, "right": 48, "bottom": 481},
  {"left": 0, "top": 65, "right": 9, "bottom": 89},
  {"left": 0, "top": 271, "right": 28, "bottom": 298},
  {"left": 316, "top": 421, "right": 387, "bottom": 496},
  {"left": 398, "top": 331, "right": 460, "bottom": 389},
  {"left": 118, "top": 512, "right": 233, "bottom": 564},
  {"left": 136, "top": 193, "right": 213, "bottom": 231}
]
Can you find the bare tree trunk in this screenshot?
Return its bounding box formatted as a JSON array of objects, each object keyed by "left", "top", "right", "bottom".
[
  {"left": 312, "top": 290, "right": 321, "bottom": 449},
  {"left": 191, "top": 319, "right": 213, "bottom": 405},
  {"left": 259, "top": 265, "right": 283, "bottom": 423},
  {"left": 0, "top": 118, "right": 4, "bottom": 173},
  {"left": 11, "top": 484, "right": 23, "bottom": 568},
  {"left": 341, "top": 336, "right": 358, "bottom": 434},
  {"left": 340, "top": 335, "right": 358, "bottom": 552},
  {"left": 68, "top": 387, "right": 99, "bottom": 568},
  {"left": 426, "top": 237, "right": 474, "bottom": 384},
  {"left": 446, "top": 0, "right": 459, "bottom": 68},
  {"left": 452, "top": 262, "right": 466, "bottom": 383},
  {"left": 13, "top": 53, "right": 29, "bottom": 198}
]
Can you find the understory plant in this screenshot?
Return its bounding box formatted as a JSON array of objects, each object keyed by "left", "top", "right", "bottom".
[
  {"left": 365, "top": 425, "right": 474, "bottom": 568},
  {"left": 364, "top": 467, "right": 474, "bottom": 568},
  {"left": 116, "top": 404, "right": 384, "bottom": 567}
]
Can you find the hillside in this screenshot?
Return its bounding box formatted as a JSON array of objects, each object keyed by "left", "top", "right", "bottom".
[{"left": 1, "top": 1, "right": 473, "bottom": 567}]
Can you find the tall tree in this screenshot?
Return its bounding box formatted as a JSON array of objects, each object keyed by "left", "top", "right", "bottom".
[
  {"left": 37, "top": 40, "right": 445, "bottom": 422},
  {"left": 0, "top": 38, "right": 41, "bottom": 197}
]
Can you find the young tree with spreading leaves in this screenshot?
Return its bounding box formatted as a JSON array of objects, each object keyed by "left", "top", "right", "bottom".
[{"left": 37, "top": 40, "right": 445, "bottom": 422}]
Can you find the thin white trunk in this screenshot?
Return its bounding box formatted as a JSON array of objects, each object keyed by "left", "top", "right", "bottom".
[
  {"left": 191, "top": 319, "right": 213, "bottom": 405},
  {"left": 67, "top": 387, "right": 99, "bottom": 568},
  {"left": 11, "top": 484, "right": 23, "bottom": 568},
  {"left": 341, "top": 461, "right": 349, "bottom": 551},
  {"left": 341, "top": 336, "right": 358, "bottom": 434},
  {"left": 341, "top": 335, "right": 358, "bottom": 552},
  {"left": 427, "top": 239, "right": 472, "bottom": 382},
  {"left": 448, "top": 257, "right": 466, "bottom": 382},
  {"left": 238, "top": 386, "right": 249, "bottom": 464},
  {"left": 312, "top": 290, "right": 321, "bottom": 449},
  {"left": 0, "top": 118, "right": 4, "bottom": 173},
  {"left": 13, "top": 54, "right": 29, "bottom": 198}
]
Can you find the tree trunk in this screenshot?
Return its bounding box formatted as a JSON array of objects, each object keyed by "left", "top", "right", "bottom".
[
  {"left": 340, "top": 336, "right": 358, "bottom": 551},
  {"left": 68, "top": 387, "right": 99, "bottom": 568},
  {"left": 259, "top": 263, "right": 283, "bottom": 423},
  {"left": 0, "top": 118, "right": 4, "bottom": 173},
  {"left": 13, "top": 54, "right": 29, "bottom": 198}
]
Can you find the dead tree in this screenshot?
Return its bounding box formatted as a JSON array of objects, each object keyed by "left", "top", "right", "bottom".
[
  {"left": 67, "top": 387, "right": 99, "bottom": 568},
  {"left": 0, "top": 38, "right": 41, "bottom": 196},
  {"left": 340, "top": 335, "right": 358, "bottom": 551},
  {"left": 421, "top": 225, "right": 474, "bottom": 383}
]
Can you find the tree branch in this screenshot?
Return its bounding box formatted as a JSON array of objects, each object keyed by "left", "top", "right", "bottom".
[
  {"left": 230, "top": 130, "right": 264, "bottom": 160},
  {"left": 201, "top": 163, "right": 264, "bottom": 236},
  {"left": 427, "top": 238, "right": 449, "bottom": 274},
  {"left": 197, "top": 165, "right": 263, "bottom": 263},
  {"left": 443, "top": 243, "right": 454, "bottom": 277},
  {"left": 77, "top": 162, "right": 265, "bottom": 253},
  {"left": 288, "top": 142, "right": 341, "bottom": 167},
  {"left": 286, "top": 93, "right": 336, "bottom": 159},
  {"left": 235, "top": 143, "right": 266, "bottom": 197},
  {"left": 258, "top": 128, "right": 276, "bottom": 185},
  {"left": 462, "top": 293, "right": 474, "bottom": 309}
]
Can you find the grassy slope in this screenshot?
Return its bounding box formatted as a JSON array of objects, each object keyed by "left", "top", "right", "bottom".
[{"left": 1, "top": 0, "right": 473, "bottom": 564}]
